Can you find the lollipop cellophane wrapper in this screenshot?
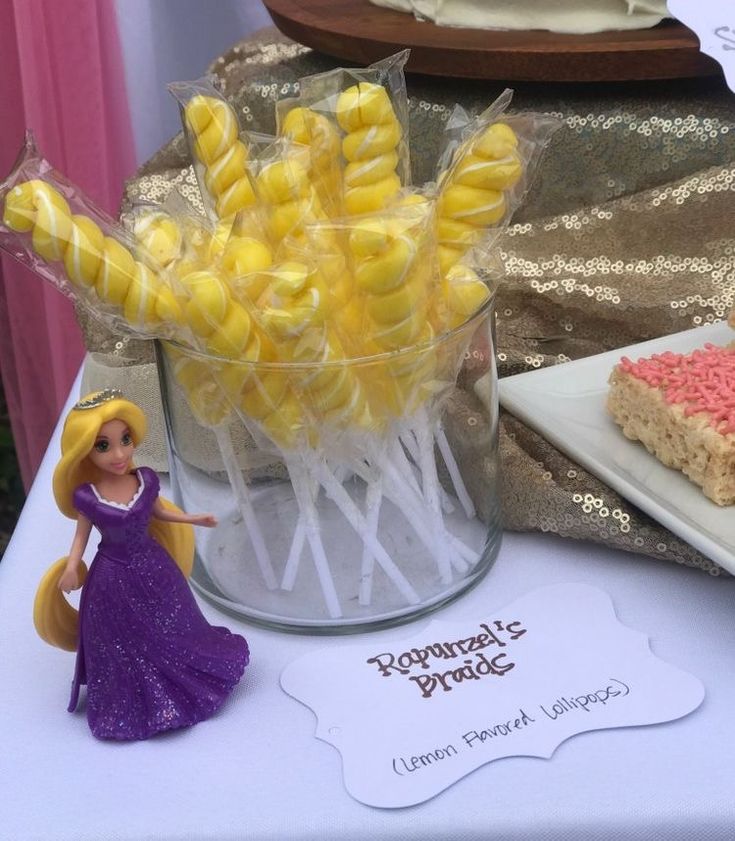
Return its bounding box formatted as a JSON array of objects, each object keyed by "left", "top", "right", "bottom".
[
  {"left": 435, "top": 90, "right": 562, "bottom": 231},
  {"left": 168, "top": 75, "right": 256, "bottom": 223},
  {"left": 246, "top": 135, "right": 327, "bottom": 259},
  {"left": 275, "top": 95, "right": 346, "bottom": 219},
  {"left": 305, "top": 200, "right": 439, "bottom": 357},
  {"left": 0, "top": 134, "right": 182, "bottom": 343},
  {"left": 295, "top": 50, "right": 412, "bottom": 196}
]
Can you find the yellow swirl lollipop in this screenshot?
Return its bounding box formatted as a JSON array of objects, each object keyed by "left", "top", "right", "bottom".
[
  {"left": 131, "top": 210, "right": 183, "bottom": 269},
  {"left": 336, "top": 82, "right": 403, "bottom": 216},
  {"left": 340, "top": 203, "right": 471, "bottom": 585},
  {"left": 259, "top": 261, "right": 371, "bottom": 433},
  {"left": 349, "top": 214, "right": 428, "bottom": 352},
  {"left": 336, "top": 206, "right": 442, "bottom": 428},
  {"left": 3, "top": 179, "right": 182, "bottom": 330},
  {"left": 180, "top": 260, "right": 304, "bottom": 453},
  {"left": 167, "top": 349, "right": 232, "bottom": 427},
  {"left": 255, "top": 154, "right": 327, "bottom": 249},
  {"left": 280, "top": 105, "right": 343, "bottom": 217},
  {"left": 177, "top": 268, "right": 266, "bottom": 365},
  {"left": 184, "top": 94, "right": 255, "bottom": 219},
  {"left": 436, "top": 121, "right": 522, "bottom": 275},
  {"left": 442, "top": 263, "right": 491, "bottom": 329},
  {"left": 220, "top": 234, "right": 273, "bottom": 304},
  {"left": 248, "top": 259, "right": 422, "bottom": 615}
]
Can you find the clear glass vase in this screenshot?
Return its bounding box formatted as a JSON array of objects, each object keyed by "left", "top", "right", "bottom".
[{"left": 156, "top": 297, "right": 502, "bottom": 633}]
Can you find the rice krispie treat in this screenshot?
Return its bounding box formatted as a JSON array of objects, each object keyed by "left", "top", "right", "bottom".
[{"left": 607, "top": 344, "right": 735, "bottom": 505}]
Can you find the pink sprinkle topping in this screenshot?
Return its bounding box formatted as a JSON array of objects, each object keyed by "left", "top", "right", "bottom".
[{"left": 618, "top": 343, "right": 735, "bottom": 435}]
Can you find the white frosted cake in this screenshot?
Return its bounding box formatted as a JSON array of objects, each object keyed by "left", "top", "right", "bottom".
[{"left": 369, "top": 0, "right": 670, "bottom": 34}]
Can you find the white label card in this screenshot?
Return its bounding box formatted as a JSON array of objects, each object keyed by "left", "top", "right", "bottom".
[
  {"left": 669, "top": 0, "right": 735, "bottom": 93},
  {"left": 280, "top": 583, "right": 704, "bottom": 808}
]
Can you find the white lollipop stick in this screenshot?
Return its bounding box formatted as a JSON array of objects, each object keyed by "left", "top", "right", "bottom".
[
  {"left": 349, "top": 449, "right": 469, "bottom": 576},
  {"left": 214, "top": 425, "right": 278, "bottom": 590},
  {"left": 399, "top": 431, "right": 455, "bottom": 515},
  {"left": 413, "top": 410, "right": 453, "bottom": 585},
  {"left": 396, "top": 479, "right": 476, "bottom": 568},
  {"left": 309, "top": 454, "right": 420, "bottom": 606},
  {"left": 285, "top": 453, "right": 342, "bottom": 618},
  {"left": 374, "top": 453, "right": 471, "bottom": 575},
  {"left": 382, "top": 443, "right": 478, "bottom": 569},
  {"left": 392, "top": 436, "right": 422, "bottom": 496},
  {"left": 436, "top": 425, "right": 475, "bottom": 519},
  {"left": 359, "top": 467, "right": 384, "bottom": 606},
  {"left": 281, "top": 515, "right": 307, "bottom": 591},
  {"left": 281, "top": 473, "right": 321, "bottom": 591},
  {"left": 389, "top": 440, "right": 459, "bottom": 539}
]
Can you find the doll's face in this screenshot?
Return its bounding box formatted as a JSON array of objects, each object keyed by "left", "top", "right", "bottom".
[{"left": 87, "top": 419, "right": 135, "bottom": 475}]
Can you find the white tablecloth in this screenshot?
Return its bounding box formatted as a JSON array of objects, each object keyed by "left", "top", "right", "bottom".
[{"left": 2, "top": 378, "right": 735, "bottom": 841}]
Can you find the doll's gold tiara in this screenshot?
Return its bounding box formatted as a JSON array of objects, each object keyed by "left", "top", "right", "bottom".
[{"left": 73, "top": 388, "right": 124, "bottom": 410}]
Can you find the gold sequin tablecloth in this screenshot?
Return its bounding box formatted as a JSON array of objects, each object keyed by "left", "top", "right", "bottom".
[{"left": 83, "top": 29, "right": 735, "bottom": 576}]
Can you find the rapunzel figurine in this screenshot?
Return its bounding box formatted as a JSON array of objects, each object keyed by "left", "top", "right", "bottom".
[{"left": 33, "top": 388, "right": 249, "bottom": 741}]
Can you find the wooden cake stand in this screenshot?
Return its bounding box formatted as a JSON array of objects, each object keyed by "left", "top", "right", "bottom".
[{"left": 263, "top": 0, "right": 720, "bottom": 82}]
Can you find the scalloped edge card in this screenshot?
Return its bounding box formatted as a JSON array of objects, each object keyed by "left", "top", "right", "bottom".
[
  {"left": 280, "top": 583, "right": 704, "bottom": 808},
  {"left": 668, "top": 0, "right": 735, "bottom": 92}
]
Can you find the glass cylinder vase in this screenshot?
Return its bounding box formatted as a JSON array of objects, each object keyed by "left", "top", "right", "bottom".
[{"left": 156, "top": 297, "right": 502, "bottom": 633}]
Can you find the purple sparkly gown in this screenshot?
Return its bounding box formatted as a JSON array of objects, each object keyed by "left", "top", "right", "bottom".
[{"left": 68, "top": 466, "right": 249, "bottom": 741}]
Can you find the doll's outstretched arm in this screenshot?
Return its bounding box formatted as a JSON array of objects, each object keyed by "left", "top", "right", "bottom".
[
  {"left": 152, "top": 497, "right": 217, "bottom": 528},
  {"left": 58, "top": 514, "right": 92, "bottom": 593}
]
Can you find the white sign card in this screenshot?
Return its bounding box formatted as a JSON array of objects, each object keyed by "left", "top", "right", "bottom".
[
  {"left": 281, "top": 583, "right": 704, "bottom": 808},
  {"left": 669, "top": 0, "right": 735, "bottom": 93}
]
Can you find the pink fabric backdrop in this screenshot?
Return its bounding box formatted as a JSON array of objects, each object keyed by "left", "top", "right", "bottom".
[{"left": 0, "top": 0, "right": 135, "bottom": 488}]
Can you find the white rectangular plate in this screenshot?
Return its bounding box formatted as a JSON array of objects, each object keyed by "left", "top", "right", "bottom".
[{"left": 498, "top": 322, "right": 735, "bottom": 574}]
